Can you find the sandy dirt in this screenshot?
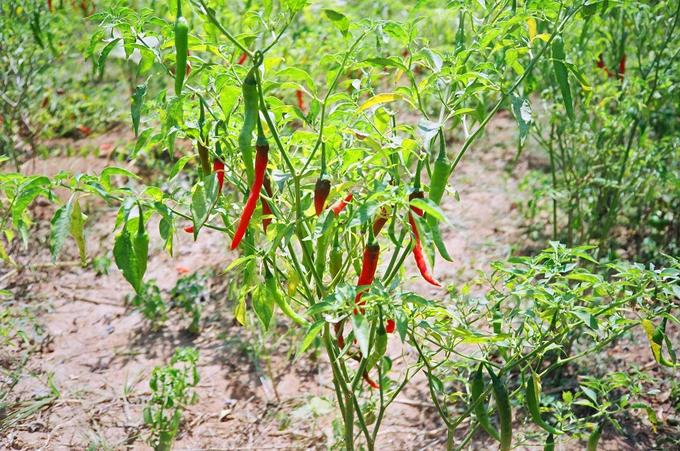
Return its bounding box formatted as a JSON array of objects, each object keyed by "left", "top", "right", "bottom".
[{"left": 1, "top": 116, "right": 675, "bottom": 450}]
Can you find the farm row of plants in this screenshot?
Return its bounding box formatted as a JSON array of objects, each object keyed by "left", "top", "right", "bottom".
[{"left": 1, "top": 0, "right": 678, "bottom": 449}]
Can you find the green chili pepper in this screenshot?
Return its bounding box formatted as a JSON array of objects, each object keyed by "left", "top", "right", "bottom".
[
  {"left": 239, "top": 69, "right": 258, "bottom": 185},
  {"left": 487, "top": 365, "right": 512, "bottom": 451},
  {"left": 470, "top": 364, "right": 500, "bottom": 441},
  {"left": 174, "top": 0, "right": 189, "bottom": 96},
  {"left": 329, "top": 231, "right": 342, "bottom": 279},
  {"left": 265, "top": 264, "right": 307, "bottom": 326},
  {"left": 427, "top": 130, "right": 453, "bottom": 261},
  {"left": 526, "top": 371, "right": 561, "bottom": 434}
]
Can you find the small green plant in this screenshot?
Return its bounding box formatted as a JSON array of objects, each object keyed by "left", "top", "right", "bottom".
[
  {"left": 143, "top": 347, "right": 199, "bottom": 451},
  {"left": 128, "top": 280, "right": 167, "bottom": 330},
  {"left": 170, "top": 272, "right": 210, "bottom": 335}
]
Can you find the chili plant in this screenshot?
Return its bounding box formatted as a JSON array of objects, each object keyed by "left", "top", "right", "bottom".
[{"left": 23, "top": 0, "right": 642, "bottom": 449}]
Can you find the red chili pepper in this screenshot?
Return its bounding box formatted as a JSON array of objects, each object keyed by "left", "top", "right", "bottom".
[
  {"left": 261, "top": 175, "right": 273, "bottom": 232},
  {"left": 363, "top": 372, "right": 380, "bottom": 389},
  {"left": 296, "top": 89, "right": 305, "bottom": 110},
  {"left": 184, "top": 225, "right": 194, "bottom": 233},
  {"left": 237, "top": 52, "right": 247, "bottom": 65},
  {"left": 213, "top": 159, "right": 225, "bottom": 194},
  {"left": 408, "top": 213, "right": 441, "bottom": 287},
  {"left": 386, "top": 319, "right": 395, "bottom": 334},
  {"left": 354, "top": 242, "right": 380, "bottom": 311},
  {"left": 47, "top": 0, "right": 52, "bottom": 12},
  {"left": 372, "top": 207, "right": 389, "bottom": 236},
  {"left": 231, "top": 139, "right": 269, "bottom": 249},
  {"left": 314, "top": 178, "right": 331, "bottom": 216},
  {"left": 617, "top": 54, "right": 626, "bottom": 78},
  {"left": 331, "top": 192, "right": 353, "bottom": 216}
]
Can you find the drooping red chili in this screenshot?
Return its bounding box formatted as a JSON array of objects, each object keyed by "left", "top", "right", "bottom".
[
  {"left": 231, "top": 131, "right": 269, "bottom": 250},
  {"left": 261, "top": 175, "right": 273, "bottom": 232},
  {"left": 213, "top": 159, "right": 225, "bottom": 194},
  {"left": 385, "top": 319, "right": 396, "bottom": 334},
  {"left": 237, "top": 52, "right": 247, "bottom": 65},
  {"left": 296, "top": 89, "right": 305, "bottom": 110},
  {"left": 617, "top": 54, "right": 626, "bottom": 78},
  {"left": 314, "top": 178, "right": 331, "bottom": 216},
  {"left": 409, "top": 191, "right": 440, "bottom": 287},
  {"left": 331, "top": 192, "right": 353, "bottom": 216}
]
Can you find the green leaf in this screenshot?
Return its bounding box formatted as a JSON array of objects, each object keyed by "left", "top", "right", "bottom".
[
  {"left": 98, "top": 38, "right": 122, "bottom": 79},
  {"left": 169, "top": 154, "right": 194, "bottom": 180},
  {"left": 323, "top": 9, "right": 349, "bottom": 36},
  {"left": 131, "top": 83, "right": 147, "bottom": 137},
  {"left": 410, "top": 198, "right": 446, "bottom": 223},
  {"left": 510, "top": 94, "right": 532, "bottom": 144},
  {"left": 113, "top": 213, "right": 149, "bottom": 293},
  {"left": 100, "top": 167, "right": 140, "bottom": 191},
  {"left": 298, "top": 321, "right": 325, "bottom": 356},
  {"left": 551, "top": 37, "right": 574, "bottom": 120},
  {"left": 351, "top": 313, "right": 370, "bottom": 356},
  {"left": 50, "top": 196, "right": 74, "bottom": 263},
  {"left": 70, "top": 199, "right": 87, "bottom": 265},
  {"left": 190, "top": 174, "right": 219, "bottom": 236},
  {"left": 253, "top": 286, "right": 274, "bottom": 330},
  {"left": 12, "top": 176, "right": 50, "bottom": 227}
]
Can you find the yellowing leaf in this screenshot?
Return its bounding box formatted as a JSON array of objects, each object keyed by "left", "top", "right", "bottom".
[
  {"left": 527, "top": 18, "right": 537, "bottom": 42},
  {"left": 358, "top": 93, "right": 401, "bottom": 112}
]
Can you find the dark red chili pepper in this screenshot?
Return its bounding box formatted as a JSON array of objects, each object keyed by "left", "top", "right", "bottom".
[
  {"left": 409, "top": 190, "right": 424, "bottom": 217},
  {"left": 237, "top": 52, "right": 247, "bottom": 65},
  {"left": 386, "top": 319, "right": 395, "bottom": 334},
  {"left": 213, "top": 159, "right": 225, "bottom": 194},
  {"left": 372, "top": 207, "right": 389, "bottom": 236},
  {"left": 231, "top": 131, "right": 269, "bottom": 250},
  {"left": 47, "top": 0, "right": 52, "bottom": 12},
  {"left": 354, "top": 242, "right": 380, "bottom": 311},
  {"left": 314, "top": 178, "right": 331, "bottom": 216},
  {"left": 596, "top": 53, "right": 615, "bottom": 78},
  {"left": 261, "top": 175, "right": 273, "bottom": 232},
  {"left": 184, "top": 225, "right": 194, "bottom": 233},
  {"left": 331, "top": 192, "right": 353, "bottom": 216},
  {"left": 296, "top": 89, "right": 305, "bottom": 110},
  {"left": 617, "top": 54, "right": 626, "bottom": 78}
]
